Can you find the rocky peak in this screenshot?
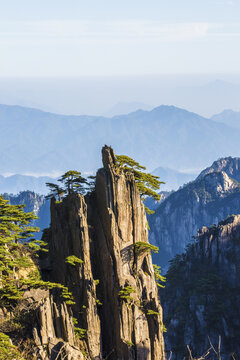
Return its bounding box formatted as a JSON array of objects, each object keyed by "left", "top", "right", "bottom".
[
  {"left": 197, "top": 156, "right": 240, "bottom": 182},
  {"left": 204, "top": 171, "right": 238, "bottom": 196},
  {"left": 149, "top": 165, "right": 240, "bottom": 269},
  {"left": 42, "top": 145, "right": 165, "bottom": 360},
  {"left": 101, "top": 144, "right": 116, "bottom": 169}
]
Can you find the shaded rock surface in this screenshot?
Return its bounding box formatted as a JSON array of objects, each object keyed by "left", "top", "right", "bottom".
[
  {"left": 163, "top": 215, "right": 240, "bottom": 359},
  {"left": 42, "top": 145, "right": 165, "bottom": 359}
]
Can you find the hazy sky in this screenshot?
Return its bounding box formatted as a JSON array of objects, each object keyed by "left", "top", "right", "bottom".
[{"left": 0, "top": 0, "right": 240, "bottom": 77}]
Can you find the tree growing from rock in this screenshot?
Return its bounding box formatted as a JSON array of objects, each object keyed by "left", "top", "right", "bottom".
[
  {"left": 46, "top": 170, "right": 89, "bottom": 200},
  {"left": 115, "top": 154, "right": 164, "bottom": 214}
]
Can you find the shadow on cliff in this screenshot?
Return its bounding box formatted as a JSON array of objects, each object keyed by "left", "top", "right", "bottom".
[
  {"left": 120, "top": 244, "right": 133, "bottom": 265},
  {"left": 102, "top": 343, "right": 150, "bottom": 360}
]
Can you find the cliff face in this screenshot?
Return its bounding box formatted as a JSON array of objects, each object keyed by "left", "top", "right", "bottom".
[
  {"left": 0, "top": 254, "right": 84, "bottom": 360},
  {"left": 149, "top": 167, "right": 240, "bottom": 269},
  {"left": 26, "top": 289, "right": 84, "bottom": 360},
  {"left": 42, "top": 146, "right": 165, "bottom": 360},
  {"left": 163, "top": 215, "right": 240, "bottom": 359}
]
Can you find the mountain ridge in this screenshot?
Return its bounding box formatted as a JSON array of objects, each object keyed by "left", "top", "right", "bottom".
[
  {"left": 1, "top": 103, "right": 240, "bottom": 174},
  {"left": 149, "top": 157, "right": 240, "bottom": 268}
]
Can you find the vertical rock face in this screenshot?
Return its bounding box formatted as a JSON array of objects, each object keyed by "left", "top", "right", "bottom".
[
  {"left": 43, "top": 195, "right": 102, "bottom": 359},
  {"left": 92, "top": 146, "right": 165, "bottom": 359},
  {"left": 163, "top": 215, "right": 240, "bottom": 359},
  {"left": 43, "top": 145, "right": 165, "bottom": 360},
  {"left": 31, "top": 291, "right": 84, "bottom": 360}
]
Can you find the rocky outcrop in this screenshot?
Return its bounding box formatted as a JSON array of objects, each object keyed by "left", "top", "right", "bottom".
[
  {"left": 0, "top": 288, "right": 84, "bottom": 360},
  {"left": 163, "top": 215, "right": 240, "bottom": 359},
  {"left": 197, "top": 156, "right": 240, "bottom": 181},
  {"left": 29, "top": 290, "right": 84, "bottom": 360},
  {"left": 42, "top": 145, "right": 165, "bottom": 360},
  {"left": 149, "top": 167, "right": 240, "bottom": 269},
  {"left": 43, "top": 194, "right": 102, "bottom": 359}
]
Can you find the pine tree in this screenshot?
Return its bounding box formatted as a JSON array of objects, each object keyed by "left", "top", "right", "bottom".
[
  {"left": 45, "top": 183, "right": 65, "bottom": 200},
  {"left": 0, "top": 196, "right": 39, "bottom": 306},
  {"left": 46, "top": 170, "right": 88, "bottom": 200},
  {"left": 0, "top": 196, "right": 74, "bottom": 309},
  {"left": 115, "top": 154, "right": 164, "bottom": 214},
  {"left": 58, "top": 170, "right": 88, "bottom": 195}
]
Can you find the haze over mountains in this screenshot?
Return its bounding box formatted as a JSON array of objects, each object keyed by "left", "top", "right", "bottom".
[
  {"left": 152, "top": 167, "right": 196, "bottom": 191},
  {"left": 0, "top": 174, "right": 56, "bottom": 195},
  {"left": 211, "top": 109, "right": 240, "bottom": 129},
  {"left": 1, "top": 76, "right": 240, "bottom": 117},
  {"left": 1, "top": 103, "right": 240, "bottom": 180}
]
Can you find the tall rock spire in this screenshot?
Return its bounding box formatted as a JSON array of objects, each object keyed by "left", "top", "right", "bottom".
[{"left": 43, "top": 145, "right": 165, "bottom": 359}]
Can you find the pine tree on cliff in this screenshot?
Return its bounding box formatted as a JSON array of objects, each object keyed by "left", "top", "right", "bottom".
[
  {"left": 115, "top": 154, "right": 164, "bottom": 214},
  {"left": 58, "top": 170, "right": 88, "bottom": 195},
  {"left": 0, "top": 196, "right": 75, "bottom": 306},
  {"left": 46, "top": 170, "right": 88, "bottom": 200},
  {"left": 0, "top": 196, "right": 39, "bottom": 305}
]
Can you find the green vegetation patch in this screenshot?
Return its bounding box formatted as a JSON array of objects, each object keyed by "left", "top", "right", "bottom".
[
  {"left": 153, "top": 264, "right": 166, "bottom": 288},
  {"left": 118, "top": 286, "right": 136, "bottom": 302},
  {"left": 134, "top": 241, "right": 159, "bottom": 254},
  {"left": 0, "top": 332, "right": 25, "bottom": 360},
  {"left": 65, "top": 255, "right": 83, "bottom": 266}
]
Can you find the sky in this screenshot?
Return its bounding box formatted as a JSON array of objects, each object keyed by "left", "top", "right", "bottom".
[{"left": 0, "top": 0, "right": 240, "bottom": 77}]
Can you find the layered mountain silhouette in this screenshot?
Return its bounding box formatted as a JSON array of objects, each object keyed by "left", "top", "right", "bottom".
[
  {"left": 1, "top": 104, "right": 240, "bottom": 175},
  {"left": 211, "top": 109, "right": 240, "bottom": 129}
]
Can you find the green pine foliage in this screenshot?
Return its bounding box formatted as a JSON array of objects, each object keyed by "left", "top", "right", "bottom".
[
  {"left": 46, "top": 170, "right": 90, "bottom": 200},
  {"left": 74, "top": 327, "right": 87, "bottom": 340},
  {"left": 0, "top": 196, "right": 40, "bottom": 307},
  {"left": 123, "top": 339, "right": 134, "bottom": 348},
  {"left": 45, "top": 183, "right": 65, "bottom": 200},
  {"left": 0, "top": 196, "right": 75, "bottom": 309},
  {"left": 115, "top": 154, "right": 164, "bottom": 206},
  {"left": 65, "top": 255, "right": 83, "bottom": 266},
  {"left": 118, "top": 286, "right": 136, "bottom": 302},
  {"left": 153, "top": 264, "right": 166, "bottom": 288},
  {"left": 146, "top": 310, "right": 160, "bottom": 316},
  {"left": 0, "top": 332, "right": 25, "bottom": 360},
  {"left": 58, "top": 171, "right": 88, "bottom": 195},
  {"left": 134, "top": 241, "right": 159, "bottom": 255},
  {"left": 161, "top": 324, "right": 167, "bottom": 333}
]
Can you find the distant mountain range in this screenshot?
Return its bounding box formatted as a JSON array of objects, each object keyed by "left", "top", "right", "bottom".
[
  {"left": 0, "top": 174, "right": 56, "bottom": 195},
  {"left": 1, "top": 104, "right": 240, "bottom": 176},
  {"left": 105, "top": 101, "right": 153, "bottom": 117},
  {"left": 3, "top": 191, "right": 50, "bottom": 239},
  {"left": 0, "top": 166, "right": 194, "bottom": 195},
  {"left": 1, "top": 77, "right": 239, "bottom": 117},
  {"left": 170, "top": 79, "right": 240, "bottom": 117},
  {"left": 211, "top": 109, "right": 240, "bottom": 129}
]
